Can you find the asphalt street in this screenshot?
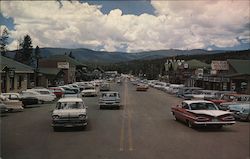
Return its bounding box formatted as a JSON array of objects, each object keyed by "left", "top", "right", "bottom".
[{"left": 1, "top": 80, "right": 249, "bottom": 159}]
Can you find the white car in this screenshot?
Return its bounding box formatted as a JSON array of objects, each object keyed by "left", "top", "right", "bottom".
[
  {"left": 0, "top": 95, "right": 24, "bottom": 111},
  {"left": 51, "top": 97, "right": 88, "bottom": 131},
  {"left": 24, "top": 89, "right": 56, "bottom": 103},
  {"left": 99, "top": 92, "right": 121, "bottom": 109},
  {"left": 81, "top": 86, "right": 98, "bottom": 97}
]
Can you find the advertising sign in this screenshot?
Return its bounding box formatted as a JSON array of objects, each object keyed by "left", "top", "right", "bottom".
[
  {"left": 57, "top": 62, "right": 69, "bottom": 69},
  {"left": 211, "top": 61, "right": 229, "bottom": 70}
]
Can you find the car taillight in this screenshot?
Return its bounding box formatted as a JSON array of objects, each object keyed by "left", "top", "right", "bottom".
[
  {"left": 221, "top": 115, "right": 235, "bottom": 121},
  {"left": 195, "top": 116, "right": 210, "bottom": 121}
]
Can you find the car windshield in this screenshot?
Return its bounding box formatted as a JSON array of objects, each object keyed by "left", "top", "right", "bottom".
[
  {"left": 102, "top": 93, "right": 118, "bottom": 98},
  {"left": 56, "top": 102, "right": 84, "bottom": 109},
  {"left": 190, "top": 102, "right": 218, "bottom": 110}
]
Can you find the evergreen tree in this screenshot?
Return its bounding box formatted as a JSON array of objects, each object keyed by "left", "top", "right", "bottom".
[
  {"left": 16, "top": 35, "right": 33, "bottom": 65},
  {"left": 34, "top": 46, "right": 41, "bottom": 68},
  {"left": 0, "top": 28, "right": 9, "bottom": 56},
  {"left": 14, "top": 38, "right": 23, "bottom": 62},
  {"left": 69, "top": 51, "right": 75, "bottom": 59}
]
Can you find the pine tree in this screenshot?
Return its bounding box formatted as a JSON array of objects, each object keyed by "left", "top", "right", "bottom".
[
  {"left": 0, "top": 28, "right": 9, "bottom": 56},
  {"left": 34, "top": 46, "right": 41, "bottom": 68},
  {"left": 16, "top": 35, "right": 33, "bottom": 66},
  {"left": 69, "top": 51, "right": 75, "bottom": 59}
]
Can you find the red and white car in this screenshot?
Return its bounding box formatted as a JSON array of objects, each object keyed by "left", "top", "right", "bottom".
[{"left": 171, "top": 100, "right": 236, "bottom": 128}]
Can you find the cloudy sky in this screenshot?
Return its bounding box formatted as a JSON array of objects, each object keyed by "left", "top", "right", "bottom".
[{"left": 1, "top": 0, "right": 250, "bottom": 52}]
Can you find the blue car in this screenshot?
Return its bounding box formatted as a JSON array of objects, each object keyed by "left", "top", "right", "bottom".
[{"left": 228, "top": 103, "right": 250, "bottom": 121}]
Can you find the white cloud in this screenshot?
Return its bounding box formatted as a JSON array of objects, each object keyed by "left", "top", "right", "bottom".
[{"left": 1, "top": 1, "right": 250, "bottom": 52}]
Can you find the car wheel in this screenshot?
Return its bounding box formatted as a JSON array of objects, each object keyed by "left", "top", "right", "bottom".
[
  {"left": 214, "top": 125, "right": 223, "bottom": 129},
  {"left": 187, "top": 120, "right": 193, "bottom": 128},
  {"left": 53, "top": 127, "right": 59, "bottom": 132}
]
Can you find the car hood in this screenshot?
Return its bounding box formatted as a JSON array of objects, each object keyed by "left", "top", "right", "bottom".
[
  {"left": 53, "top": 109, "right": 86, "bottom": 116},
  {"left": 187, "top": 110, "right": 232, "bottom": 117}
]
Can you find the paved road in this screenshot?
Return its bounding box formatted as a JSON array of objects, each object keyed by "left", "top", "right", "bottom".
[{"left": 1, "top": 80, "right": 249, "bottom": 159}]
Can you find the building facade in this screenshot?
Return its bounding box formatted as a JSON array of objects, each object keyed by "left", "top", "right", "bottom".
[{"left": 0, "top": 56, "right": 34, "bottom": 93}]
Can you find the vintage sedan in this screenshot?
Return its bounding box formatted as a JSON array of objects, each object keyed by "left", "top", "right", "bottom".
[
  {"left": 1, "top": 92, "right": 38, "bottom": 107},
  {"left": 0, "top": 95, "right": 24, "bottom": 111},
  {"left": 51, "top": 97, "right": 88, "bottom": 131},
  {"left": 171, "top": 100, "right": 235, "bottom": 128},
  {"left": 136, "top": 84, "right": 149, "bottom": 91},
  {"left": 228, "top": 103, "right": 250, "bottom": 121},
  {"left": 99, "top": 92, "right": 121, "bottom": 109},
  {"left": 81, "top": 86, "right": 98, "bottom": 97}
]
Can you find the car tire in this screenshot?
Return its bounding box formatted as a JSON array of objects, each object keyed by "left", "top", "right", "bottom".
[
  {"left": 187, "top": 120, "right": 193, "bottom": 128},
  {"left": 53, "top": 127, "right": 59, "bottom": 132},
  {"left": 214, "top": 125, "right": 223, "bottom": 129}
]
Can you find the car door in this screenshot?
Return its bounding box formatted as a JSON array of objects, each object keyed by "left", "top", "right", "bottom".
[{"left": 177, "top": 102, "right": 190, "bottom": 122}]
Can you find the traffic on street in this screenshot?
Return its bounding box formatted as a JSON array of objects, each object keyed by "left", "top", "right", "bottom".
[{"left": 1, "top": 77, "right": 249, "bottom": 159}]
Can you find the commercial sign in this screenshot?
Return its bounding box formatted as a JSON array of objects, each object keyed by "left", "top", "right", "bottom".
[
  {"left": 211, "top": 61, "right": 229, "bottom": 70},
  {"left": 57, "top": 62, "right": 69, "bottom": 69}
]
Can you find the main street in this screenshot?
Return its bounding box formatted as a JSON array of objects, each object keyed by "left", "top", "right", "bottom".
[{"left": 1, "top": 80, "right": 249, "bottom": 159}]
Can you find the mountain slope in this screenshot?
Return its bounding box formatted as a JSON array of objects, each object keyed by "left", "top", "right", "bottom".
[{"left": 6, "top": 47, "right": 235, "bottom": 63}]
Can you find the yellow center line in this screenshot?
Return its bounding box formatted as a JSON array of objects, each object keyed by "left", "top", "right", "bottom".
[
  {"left": 126, "top": 81, "right": 134, "bottom": 151},
  {"left": 119, "top": 78, "right": 134, "bottom": 152},
  {"left": 119, "top": 79, "right": 126, "bottom": 151}
]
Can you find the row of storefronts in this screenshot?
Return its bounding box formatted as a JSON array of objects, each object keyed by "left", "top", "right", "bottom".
[
  {"left": 165, "top": 59, "right": 250, "bottom": 94},
  {"left": 0, "top": 55, "right": 99, "bottom": 93}
]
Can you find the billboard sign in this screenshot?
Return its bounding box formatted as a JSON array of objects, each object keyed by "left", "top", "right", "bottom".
[{"left": 211, "top": 61, "right": 229, "bottom": 70}]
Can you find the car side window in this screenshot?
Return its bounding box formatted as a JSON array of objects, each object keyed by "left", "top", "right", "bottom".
[{"left": 182, "top": 103, "right": 189, "bottom": 109}]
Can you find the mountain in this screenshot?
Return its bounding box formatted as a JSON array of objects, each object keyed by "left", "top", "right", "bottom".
[
  {"left": 37, "top": 48, "right": 228, "bottom": 63},
  {"left": 6, "top": 47, "right": 233, "bottom": 64}
]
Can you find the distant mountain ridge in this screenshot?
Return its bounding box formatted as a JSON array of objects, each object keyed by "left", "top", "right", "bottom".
[
  {"left": 36, "top": 48, "right": 228, "bottom": 63},
  {"left": 6, "top": 47, "right": 238, "bottom": 64}
]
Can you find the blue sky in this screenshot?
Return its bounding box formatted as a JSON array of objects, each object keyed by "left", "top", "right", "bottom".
[{"left": 1, "top": 1, "right": 250, "bottom": 52}]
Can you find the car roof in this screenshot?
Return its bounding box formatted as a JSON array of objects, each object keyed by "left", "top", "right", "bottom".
[
  {"left": 183, "top": 100, "right": 214, "bottom": 105},
  {"left": 58, "top": 97, "right": 83, "bottom": 102}
]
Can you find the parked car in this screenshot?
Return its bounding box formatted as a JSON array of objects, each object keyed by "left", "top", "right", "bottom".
[
  {"left": 177, "top": 87, "right": 202, "bottom": 99},
  {"left": 99, "top": 92, "right": 121, "bottom": 109},
  {"left": 1, "top": 92, "right": 39, "bottom": 107},
  {"left": 59, "top": 85, "right": 80, "bottom": 94},
  {"left": 210, "top": 93, "right": 247, "bottom": 106},
  {"left": 218, "top": 95, "right": 250, "bottom": 110},
  {"left": 81, "top": 85, "right": 98, "bottom": 97},
  {"left": 0, "top": 100, "right": 8, "bottom": 113},
  {"left": 168, "top": 84, "right": 185, "bottom": 94},
  {"left": 136, "top": 83, "right": 149, "bottom": 91},
  {"left": 24, "top": 89, "right": 56, "bottom": 103},
  {"left": 0, "top": 95, "right": 24, "bottom": 111},
  {"left": 51, "top": 97, "right": 88, "bottom": 131},
  {"left": 100, "top": 83, "right": 110, "bottom": 91},
  {"left": 228, "top": 103, "right": 250, "bottom": 121},
  {"left": 49, "top": 87, "right": 64, "bottom": 98},
  {"left": 171, "top": 100, "right": 235, "bottom": 128}
]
